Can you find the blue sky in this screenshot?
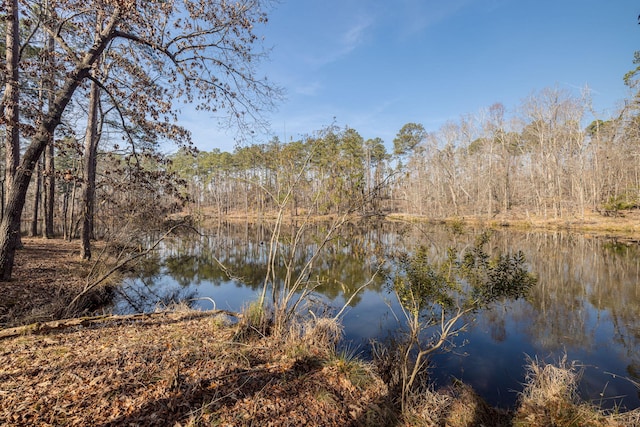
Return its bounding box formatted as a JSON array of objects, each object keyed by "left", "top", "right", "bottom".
[{"left": 182, "top": 0, "right": 639, "bottom": 153}]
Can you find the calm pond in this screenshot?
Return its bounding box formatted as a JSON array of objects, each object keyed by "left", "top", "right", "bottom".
[{"left": 112, "top": 220, "right": 640, "bottom": 410}]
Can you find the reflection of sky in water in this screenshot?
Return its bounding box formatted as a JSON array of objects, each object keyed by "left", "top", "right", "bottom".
[
  {"left": 112, "top": 226, "right": 640, "bottom": 411},
  {"left": 338, "top": 289, "right": 401, "bottom": 345},
  {"left": 113, "top": 274, "right": 260, "bottom": 314},
  {"left": 193, "top": 279, "right": 260, "bottom": 312}
]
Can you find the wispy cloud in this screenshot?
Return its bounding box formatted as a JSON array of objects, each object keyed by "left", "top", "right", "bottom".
[
  {"left": 294, "top": 81, "right": 322, "bottom": 96},
  {"left": 342, "top": 20, "right": 371, "bottom": 52},
  {"left": 304, "top": 15, "right": 374, "bottom": 67},
  {"left": 393, "top": 0, "right": 472, "bottom": 38}
]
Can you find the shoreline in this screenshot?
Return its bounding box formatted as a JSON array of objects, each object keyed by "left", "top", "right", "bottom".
[
  {"left": 183, "top": 207, "right": 640, "bottom": 241},
  {"left": 1, "top": 228, "right": 639, "bottom": 425},
  {"left": 1, "top": 307, "right": 638, "bottom": 426},
  {"left": 387, "top": 212, "right": 640, "bottom": 242}
]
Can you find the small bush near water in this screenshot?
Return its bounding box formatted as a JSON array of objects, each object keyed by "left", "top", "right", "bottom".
[
  {"left": 394, "top": 356, "right": 640, "bottom": 426},
  {"left": 513, "top": 356, "right": 640, "bottom": 427}
]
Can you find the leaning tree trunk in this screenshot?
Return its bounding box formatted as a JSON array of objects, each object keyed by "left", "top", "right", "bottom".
[{"left": 0, "top": 121, "right": 76, "bottom": 279}]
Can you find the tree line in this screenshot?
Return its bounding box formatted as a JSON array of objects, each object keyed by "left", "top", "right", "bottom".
[
  {"left": 396, "top": 87, "right": 640, "bottom": 219},
  {"left": 169, "top": 126, "right": 390, "bottom": 218},
  {"left": 167, "top": 86, "right": 640, "bottom": 221}
]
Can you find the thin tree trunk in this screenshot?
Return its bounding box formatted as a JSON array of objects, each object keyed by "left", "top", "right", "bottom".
[
  {"left": 0, "top": 179, "right": 3, "bottom": 220},
  {"left": 62, "top": 186, "right": 69, "bottom": 240},
  {"left": 43, "top": 136, "right": 55, "bottom": 238},
  {"left": 30, "top": 160, "right": 42, "bottom": 236},
  {"left": 68, "top": 179, "right": 78, "bottom": 241},
  {"left": 80, "top": 9, "right": 105, "bottom": 254}
]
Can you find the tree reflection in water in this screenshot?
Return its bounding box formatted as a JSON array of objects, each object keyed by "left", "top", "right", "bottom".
[{"left": 112, "top": 221, "right": 640, "bottom": 410}]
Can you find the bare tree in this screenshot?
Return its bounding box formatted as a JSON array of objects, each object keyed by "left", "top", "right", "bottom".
[
  {"left": 0, "top": 0, "right": 279, "bottom": 280},
  {"left": 2, "top": 0, "right": 21, "bottom": 246},
  {"left": 80, "top": 66, "right": 102, "bottom": 260}
]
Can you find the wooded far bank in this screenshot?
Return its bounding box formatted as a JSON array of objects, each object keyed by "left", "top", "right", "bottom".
[
  {"left": 16, "top": 85, "right": 640, "bottom": 252},
  {"left": 166, "top": 87, "right": 640, "bottom": 226}
]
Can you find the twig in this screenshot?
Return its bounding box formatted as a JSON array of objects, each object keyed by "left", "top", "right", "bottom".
[
  {"left": 332, "top": 265, "right": 382, "bottom": 321},
  {"left": 604, "top": 371, "right": 640, "bottom": 389},
  {"left": 65, "top": 222, "right": 192, "bottom": 316},
  {"left": 187, "top": 297, "right": 217, "bottom": 310}
]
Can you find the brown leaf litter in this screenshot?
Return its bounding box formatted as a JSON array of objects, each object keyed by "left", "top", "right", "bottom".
[{"left": 0, "top": 310, "right": 391, "bottom": 426}]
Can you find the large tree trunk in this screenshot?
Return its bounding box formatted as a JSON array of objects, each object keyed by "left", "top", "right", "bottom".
[
  {"left": 0, "top": 125, "right": 74, "bottom": 279},
  {"left": 4, "top": 0, "right": 21, "bottom": 245},
  {"left": 43, "top": 10, "right": 56, "bottom": 239},
  {"left": 80, "top": 77, "right": 100, "bottom": 259}
]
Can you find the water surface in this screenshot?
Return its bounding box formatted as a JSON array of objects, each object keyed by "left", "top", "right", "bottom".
[{"left": 113, "top": 221, "right": 640, "bottom": 410}]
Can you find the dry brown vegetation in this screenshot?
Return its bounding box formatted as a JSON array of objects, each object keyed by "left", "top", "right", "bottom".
[
  {"left": 2, "top": 310, "right": 638, "bottom": 426},
  {"left": 512, "top": 357, "right": 640, "bottom": 427},
  {"left": 0, "top": 310, "right": 393, "bottom": 426},
  {"left": 0, "top": 238, "right": 95, "bottom": 328},
  {"left": 1, "top": 236, "right": 640, "bottom": 426}
]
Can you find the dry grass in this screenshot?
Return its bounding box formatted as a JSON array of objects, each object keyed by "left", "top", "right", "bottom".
[
  {"left": 514, "top": 356, "right": 640, "bottom": 427},
  {"left": 401, "top": 382, "right": 512, "bottom": 427},
  {"left": 402, "top": 386, "right": 453, "bottom": 426},
  {"left": 300, "top": 316, "right": 343, "bottom": 350}
]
